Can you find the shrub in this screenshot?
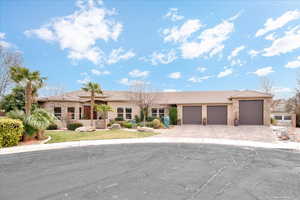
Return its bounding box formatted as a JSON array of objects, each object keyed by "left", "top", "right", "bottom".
[
  {"left": 0, "top": 118, "right": 23, "bottom": 148},
  {"left": 134, "top": 115, "right": 141, "bottom": 123},
  {"left": 67, "top": 122, "right": 83, "bottom": 131},
  {"left": 152, "top": 119, "right": 162, "bottom": 129},
  {"left": 122, "top": 122, "right": 133, "bottom": 129},
  {"left": 115, "top": 117, "right": 124, "bottom": 121},
  {"left": 47, "top": 123, "right": 58, "bottom": 130},
  {"left": 169, "top": 107, "right": 177, "bottom": 125},
  {"left": 108, "top": 120, "right": 116, "bottom": 127},
  {"left": 146, "top": 116, "right": 156, "bottom": 122},
  {"left": 271, "top": 118, "right": 277, "bottom": 125}
]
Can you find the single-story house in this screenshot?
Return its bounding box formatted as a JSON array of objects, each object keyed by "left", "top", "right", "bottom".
[
  {"left": 38, "top": 90, "right": 272, "bottom": 128},
  {"left": 271, "top": 99, "right": 296, "bottom": 127}
]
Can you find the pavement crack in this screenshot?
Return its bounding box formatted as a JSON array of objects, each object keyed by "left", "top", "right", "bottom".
[{"left": 186, "top": 166, "right": 227, "bottom": 200}]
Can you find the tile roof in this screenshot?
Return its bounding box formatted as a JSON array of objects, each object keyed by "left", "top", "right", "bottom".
[{"left": 38, "top": 90, "right": 272, "bottom": 104}]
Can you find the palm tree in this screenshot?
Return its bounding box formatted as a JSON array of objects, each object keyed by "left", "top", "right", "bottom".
[
  {"left": 10, "top": 66, "right": 46, "bottom": 115},
  {"left": 95, "top": 104, "right": 113, "bottom": 129},
  {"left": 7, "top": 108, "right": 57, "bottom": 140},
  {"left": 81, "top": 82, "right": 103, "bottom": 127}
]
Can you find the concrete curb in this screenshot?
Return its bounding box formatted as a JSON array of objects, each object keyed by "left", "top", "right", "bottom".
[{"left": 1, "top": 137, "right": 300, "bottom": 155}]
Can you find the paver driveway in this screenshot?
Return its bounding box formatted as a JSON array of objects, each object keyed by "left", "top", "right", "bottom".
[{"left": 154, "top": 125, "right": 277, "bottom": 143}]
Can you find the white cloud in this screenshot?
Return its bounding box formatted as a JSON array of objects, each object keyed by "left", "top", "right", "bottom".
[
  {"left": 196, "top": 67, "right": 207, "bottom": 72},
  {"left": 262, "top": 26, "right": 300, "bottom": 56},
  {"left": 256, "top": 10, "right": 300, "bottom": 37},
  {"left": 285, "top": 56, "right": 300, "bottom": 68},
  {"left": 24, "top": 27, "right": 55, "bottom": 41},
  {"left": 77, "top": 76, "right": 91, "bottom": 84},
  {"left": 265, "top": 33, "right": 276, "bottom": 41},
  {"left": 188, "top": 75, "right": 212, "bottom": 83},
  {"left": 164, "top": 89, "right": 178, "bottom": 92},
  {"left": 228, "top": 45, "right": 245, "bottom": 60},
  {"left": 0, "top": 32, "right": 12, "bottom": 48},
  {"left": 91, "top": 69, "right": 110, "bottom": 75},
  {"left": 0, "top": 32, "right": 5, "bottom": 39},
  {"left": 142, "top": 49, "right": 177, "bottom": 65},
  {"left": 248, "top": 49, "right": 259, "bottom": 57},
  {"left": 129, "top": 69, "right": 149, "bottom": 78},
  {"left": 162, "top": 19, "right": 202, "bottom": 43},
  {"left": 217, "top": 68, "right": 233, "bottom": 78},
  {"left": 119, "top": 78, "right": 146, "bottom": 86},
  {"left": 24, "top": 0, "right": 123, "bottom": 64},
  {"left": 168, "top": 72, "right": 181, "bottom": 79},
  {"left": 106, "top": 48, "right": 135, "bottom": 65},
  {"left": 164, "top": 8, "right": 184, "bottom": 22},
  {"left": 253, "top": 66, "right": 274, "bottom": 76},
  {"left": 181, "top": 20, "right": 234, "bottom": 59}
]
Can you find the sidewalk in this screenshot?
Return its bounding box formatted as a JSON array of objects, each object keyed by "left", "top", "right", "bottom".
[{"left": 1, "top": 137, "right": 300, "bottom": 155}]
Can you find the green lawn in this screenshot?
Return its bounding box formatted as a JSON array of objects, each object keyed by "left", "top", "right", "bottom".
[{"left": 45, "top": 130, "right": 158, "bottom": 144}]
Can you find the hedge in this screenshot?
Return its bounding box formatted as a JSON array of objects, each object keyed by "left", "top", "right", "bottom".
[
  {"left": 67, "top": 122, "right": 83, "bottom": 131},
  {"left": 0, "top": 118, "right": 23, "bottom": 148}
]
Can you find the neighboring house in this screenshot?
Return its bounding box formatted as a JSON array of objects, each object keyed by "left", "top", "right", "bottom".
[
  {"left": 38, "top": 90, "right": 272, "bottom": 128},
  {"left": 271, "top": 99, "right": 295, "bottom": 127}
]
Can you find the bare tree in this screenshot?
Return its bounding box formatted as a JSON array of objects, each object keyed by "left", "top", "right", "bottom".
[
  {"left": 259, "top": 77, "right": 273, "bottom": 95},
  {"left": 128, "top": 82, "right": 159, "bottom": 126},
  {"left": 0, "top": 45, "right": 22, "bottom": 97},
  {"left": 39, "top": 84, "right": 66, "bottom": 97}
]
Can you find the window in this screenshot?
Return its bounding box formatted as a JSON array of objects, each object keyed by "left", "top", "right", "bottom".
[
  {"left": 152, "top": 108, "right": 164, "bottom": 118},
  {"left": 274, "top": 115, "right": 282, "bottom": 120},
  {"left": 67, "top": 107, "right": 75, "bottom": 120},
  {"left": 126, "top": 108, "right": 132, "bottom": 119},
  {"left": 54, "top": 107, "right": 61, "bottom": 120},
  {"left": 159, "top": 108, "right": 165, "bottom": 118},
  {"left": 117, "top": 107, "right": 124, "bottom": 119},
  {"left": 151, "top": 108, "right": 158, "bottom": 117},
  {"left": 79, "top": 107, "right": 82, "bottom": 119},
  {"left": 284, "top": 116, "right": 292, "bottom": 120}
]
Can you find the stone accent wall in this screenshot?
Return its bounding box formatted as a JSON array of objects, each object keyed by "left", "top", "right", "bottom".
[
  {"left": 202, "top": 105, "right": 207, "bottom": 123},
  {"left": 227, "top": 104, "right": 234, "bottom": 125},
  {"left": 263, "top": 98, "right": 271, "bottom": 126},
  {"left": 177, "top": 105, "right": 183, "bottom": 125}
]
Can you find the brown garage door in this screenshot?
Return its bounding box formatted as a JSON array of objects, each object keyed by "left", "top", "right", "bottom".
[
  {"left": 239, "top": 100, "right": 263, "bottom": 125},
  {"left": 207, "top": 106, "right": 227, "bottom": 125},
  {"left": 183, "top": 106, "right": 202, "bottom": 124}
]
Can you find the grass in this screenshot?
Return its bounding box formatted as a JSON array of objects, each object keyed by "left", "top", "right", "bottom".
[{"left": 45, "top": 129, "right": 158, "bottom": 144}]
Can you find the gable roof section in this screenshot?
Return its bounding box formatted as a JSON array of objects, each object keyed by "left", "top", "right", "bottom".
[{"left": 38, "top": 90, "right": 272, "bottom": 104}]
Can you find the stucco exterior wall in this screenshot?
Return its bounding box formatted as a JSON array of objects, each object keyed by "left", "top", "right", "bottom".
[{"left": 107, "top": 101, "right": 140, "bottom": 120}]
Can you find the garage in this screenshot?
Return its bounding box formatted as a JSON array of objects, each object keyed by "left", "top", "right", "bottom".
[
  {"left": 239, "top": 100, "right": 263, "bottom": 125},
  {"left": 183, "top": 106, "right": 202, "bottom": 124},
  {"left": 207, "top": 106, "right": 227, "bottom": 125}
]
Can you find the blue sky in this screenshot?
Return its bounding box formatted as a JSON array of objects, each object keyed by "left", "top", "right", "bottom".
[{"left": 1, "top": 0, "right": 300, "bottom": 98}]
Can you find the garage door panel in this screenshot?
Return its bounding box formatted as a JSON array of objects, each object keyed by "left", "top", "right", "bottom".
[
  {"left": 207, "top": 106, "right": 227, "bottom": 125},
  {"left": 239, "top": 100, "right": 263, "bottom": 125},
  {"left": 183, "top": 106, "right": 202, "bottom": 124}
]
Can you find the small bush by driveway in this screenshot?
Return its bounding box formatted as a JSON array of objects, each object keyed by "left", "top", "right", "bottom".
[
  {"left": 154, "top": 125, "right": 277, "bottom": 143},
  {"left": 45, "top": 130, "right": 158, "bottom": 144}
]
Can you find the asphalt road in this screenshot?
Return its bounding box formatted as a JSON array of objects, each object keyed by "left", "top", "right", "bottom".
[{"left": 1, "top": 144, "right": 300, "bottom": 200}]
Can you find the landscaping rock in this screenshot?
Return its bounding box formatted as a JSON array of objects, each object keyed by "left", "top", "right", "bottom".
[
  {"left": 137, "top": 126, "right": 154, "bottom": 132},
  {"left": 75, "top": 126, "right": 96, "bottom": 132},
  {"left": 110, "top": 123, "right": 121, "bottom": 130}
]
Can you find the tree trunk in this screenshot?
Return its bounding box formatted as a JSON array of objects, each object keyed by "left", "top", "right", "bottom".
[
  {"left": 36, "top": 130, "right": 44, "bottom": 140},
  {"left": 90, "top": 92, "right": 94, "bottom": 127},
  {"left": 25, "top": 82, "right": 32, "bottom": 115},
  {"left": 143, "top": 107, "right": 146, "bottom": 127}
]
